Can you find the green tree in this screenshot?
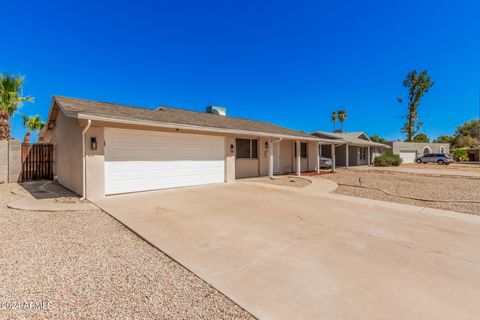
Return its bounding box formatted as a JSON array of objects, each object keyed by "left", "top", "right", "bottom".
[
  {"left": 398, "top": 70, "right": 434, "bottom": 142},
  {"left": 412, "top": 133, "right": 430, "bottom": 143},
  {"left": 337, "top": 109, "right": 347, "bottom": 132},
  {"left": 0, "top": 74, "right": 33, "bottom": 140},
  {"left": 433, "top": 135, "right": 453, "bottom": 144},
  {"left": 370, "top": 135, "right": 386, "bottom": 143},
  {"left": 453, "top": 149, "right": 469, "bottom": 161},
  {"left": 21, "top": 114, "right": 45, "bottom": 143},
  {"left": 455, "top": 135, "right": 477, "bottom": 148}
]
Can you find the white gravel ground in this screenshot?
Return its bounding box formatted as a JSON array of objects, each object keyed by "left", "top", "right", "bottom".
[
  {"left": 0, "top": 183, "right": 254, "bottom": 319},
  {"left": 323, "top": 171, "right": 480, "bottom": 215}
]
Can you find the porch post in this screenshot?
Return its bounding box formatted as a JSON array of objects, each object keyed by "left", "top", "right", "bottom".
[
  {"left": 331, "top": 144, "right": 336, "bottom": 172},
  {"left": 296, "top": 140, "right": 301, "bottom": 176},
  {"left": 367, "top": 146, "right": 371, "bottom": 166},
  {"left": 268, "top": 138, "right": 274, "bottom": 178},
  {"left": 318, "top": 143, "right": 322, "bottom": 173},
  {"left": 345, "top": 143, "right": 349, "bottom": 169}
]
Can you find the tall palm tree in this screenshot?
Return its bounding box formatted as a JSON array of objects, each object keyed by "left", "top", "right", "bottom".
[
  {"left": 331, "top": 111, "right": 337, "bottom": 132},
  {"left": 337, "top": 109, "right": 347, "bottom": 132},
  {"left": 21, "top": 115, "right": 45, "bottom": 144},
  {"left": 0, "top": 74, "right": 34, "bottom": 140}
]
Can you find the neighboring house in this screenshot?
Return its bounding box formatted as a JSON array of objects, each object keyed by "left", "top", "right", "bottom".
[
  {"left": 465, "top": 148, "right": 479, "bottom": 162},
  {"left": 39, "top": 96, "right": 340, "bottom": 199},
  {"left": 312, "top": 131, "right": 390, "bottom": 167},
  {"left": 385, "top": 141, "right": 450, "bottom": 163}
]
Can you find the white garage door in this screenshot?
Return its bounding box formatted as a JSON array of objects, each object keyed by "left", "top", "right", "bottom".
[
  {"left": 399, "top": 150, "right": 417, "bottom": 163},
  {"left": 105, "top": 128, "right": 225, "bottom": 195}
]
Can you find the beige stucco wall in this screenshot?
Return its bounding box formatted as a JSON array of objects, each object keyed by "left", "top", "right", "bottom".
[
  {"left": 307, "top": 141, "right": 317, "bottom": 171},
  {"left": 235, "top": 159, "right": 259, "bottom": 178},
  {"left": 278, "top": 139, "right": 293, "bottom": 174},
  {"left": 85, "top": 126, "right": 105, "bottom": 199},
  {"left": 225, "top": 137, "right": 235, "bottom": 182},
  {"left": 54, "top": 112, "right": 83, "bottom": 195}
]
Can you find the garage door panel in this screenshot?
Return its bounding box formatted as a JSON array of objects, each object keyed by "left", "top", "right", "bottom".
[
  {"left": 105, "top": 128, "right": 225, "bottom": 195},
  {"left": 399, "top": 150, "right": 417, "bottom": 163}
]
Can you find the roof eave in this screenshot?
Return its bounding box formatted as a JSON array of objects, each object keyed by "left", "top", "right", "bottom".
[{"left": 75, "top": 112, "right": 324, "bottom": 141}]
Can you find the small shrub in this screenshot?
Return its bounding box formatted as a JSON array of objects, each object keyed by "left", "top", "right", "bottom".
[
  {"left": 374, "top": 151, "right": 403, "bottom": 167},
  {"left": 453, "top": 149, "right": 468, "bottom": 161}
]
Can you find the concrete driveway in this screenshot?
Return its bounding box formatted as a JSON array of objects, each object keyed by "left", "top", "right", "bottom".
[{"left": 95, "top": 179, "right": 480, "bottom": 320}]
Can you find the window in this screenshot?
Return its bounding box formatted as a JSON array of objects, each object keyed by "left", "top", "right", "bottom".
[
  {"left": 440, "top": 146, "right": 445, "bottom": 154},
  {"left": 359, "top": 147, "right": 367, "bottom": 160},
  {"left": 295, "top": 142, "right": 307, "bottom": 158},
  {"left": 301, "top": 143, "right": 307, "bottom": 158},
  {"left": 236, "top": 139, "right": 258, "bottom": 159}
]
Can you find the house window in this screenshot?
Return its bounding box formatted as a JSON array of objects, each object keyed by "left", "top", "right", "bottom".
[
  {"left": 295, "top": 142, "right": 308, "bottom": 158},
  {"left": 236, "top": 139, "right": 258, "bottom": 159},
  {"left": 440, "top": 146, "right": 445, "bottom": 154},
  {"left": 359, "top": 147, "right": 367, "bottom": 160}
]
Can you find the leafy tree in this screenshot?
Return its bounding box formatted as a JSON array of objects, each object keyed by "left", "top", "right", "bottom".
[
  {"left": 455, "top": 135, "right": 478, "bottom": 148},
  {"left": 370, "top": 135, "right": 386, "bottom": 143},
  {"left": 0, "top": 74, "right": 33, "bottom": 140},
  {"left": 454, "top": 119, "right": 480, "bottom": 138},
  {"left": 412, "top": 133, "right": 430, "bottom": 143},
  {"left": 433, "top": 135, "right": 453, "bottom": 144},
  {"left": 337, "top": 109, "right": 347, "bottom": 132},
  {"left": 21, "top": 114, "right": 45, "bottom": 143},
  {"left": 331, "top": 112, "right": 337, "bottom": 132},
  {"left": 398, "top": 70, "right": 434, "bottom": 142}
]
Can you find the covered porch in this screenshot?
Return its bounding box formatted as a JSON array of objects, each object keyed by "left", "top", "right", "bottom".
[{"left": 233, "top": 135, "right": 340, "bottom": 179}]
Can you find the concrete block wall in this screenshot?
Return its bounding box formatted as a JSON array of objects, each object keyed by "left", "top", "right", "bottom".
[{"left": 0, "top": 140, "right": 22, "bottom": 184}]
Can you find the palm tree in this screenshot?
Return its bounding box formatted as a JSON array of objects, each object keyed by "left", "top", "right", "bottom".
[
  {"left": 21, "top": 114, "right": 44, "bottom": 144},
  {"left": 337, "top": 109, "right": 347, "bottom": 132},
  {"left": 0, "top": 74, "right": 34, "bottom": 140},
  {"left": 331, "top": 112, "right": 337, "bottom": 132}
]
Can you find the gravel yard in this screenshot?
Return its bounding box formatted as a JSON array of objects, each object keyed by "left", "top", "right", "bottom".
[
  {"left": 249, "top": 176, "right": 311, "bottom": 188},
  {"left": 0, "top": 184, "right": 253, "bottom": 319},
  {"left": 323, "top": 171, "right": 480, "bottom": 215},
  {"left": 400, "top": 162, "right": 480, "bottom": 173}
]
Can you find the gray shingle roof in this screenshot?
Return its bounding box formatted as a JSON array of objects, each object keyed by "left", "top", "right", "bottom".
[
  {"left": 312, "top": 131, "right": 390, "bottom": 148},
  {"left": 53, "top": 96, "right": 318, "bottom": 139}
]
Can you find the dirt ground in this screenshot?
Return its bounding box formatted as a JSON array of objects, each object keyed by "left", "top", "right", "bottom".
[
  {"left": 0, "top": 183, "right": 253, "bottom": 319},
  {"left": 323, "top": 170, "right": 480, "bottom": 215},
  {"left": 249, "top": 176, "right": 312, "bottom": 188}
]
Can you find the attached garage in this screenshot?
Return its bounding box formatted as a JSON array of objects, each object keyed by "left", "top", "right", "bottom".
[
  {"left": 399, "top": 150, "right": 417, "bottom": 163},
  {"left": 104, "top": 128, "right": 225, "bottom": 195}
]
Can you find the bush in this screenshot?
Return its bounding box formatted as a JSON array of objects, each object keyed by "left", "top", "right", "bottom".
[
  {"left": 374, "top": 151, "right": 403, "bottom": 167},
  {"left": 453, "top": 149, "right": 469, "bottom": 161}
]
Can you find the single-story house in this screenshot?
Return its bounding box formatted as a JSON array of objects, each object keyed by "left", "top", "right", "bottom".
[
  {"left": 311, "top": 131, "right": 390, "bottom": 167},
  {"left": 385, "top": 141, "right": 450, "bottom": 163},
  {"left": 39, "top": 96, "right": 340, "bottom": 199}
]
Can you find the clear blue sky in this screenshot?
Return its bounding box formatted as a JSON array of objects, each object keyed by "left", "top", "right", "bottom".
[{"left": 1, "top": 0, "right": 479, "bottom": 142}]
